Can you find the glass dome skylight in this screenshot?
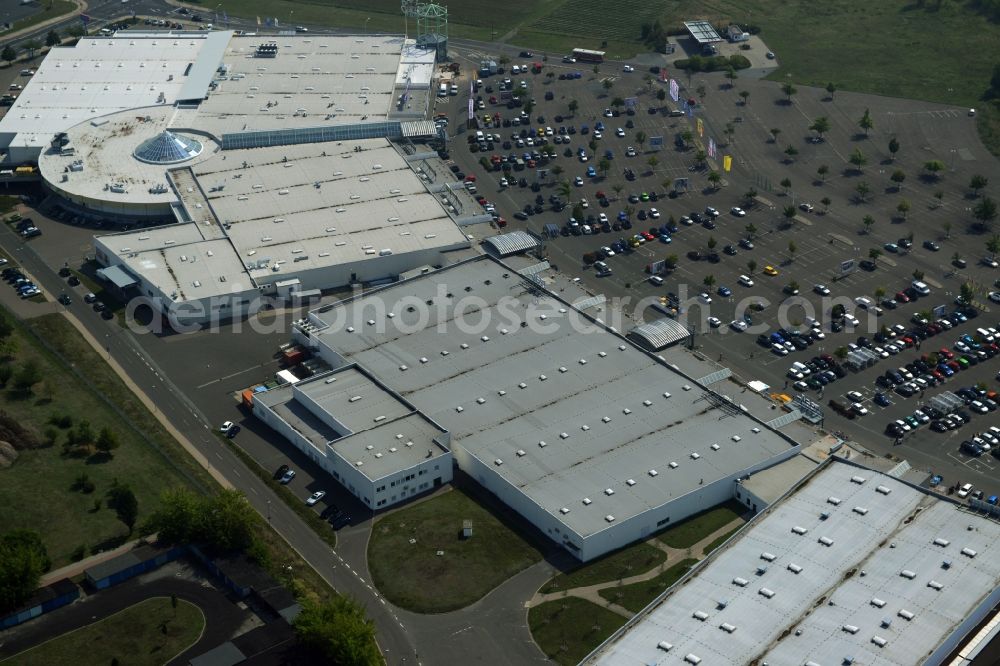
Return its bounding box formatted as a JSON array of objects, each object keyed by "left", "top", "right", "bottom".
[{"left": 132, "top": 130, "right": 203, "bottom": 165}]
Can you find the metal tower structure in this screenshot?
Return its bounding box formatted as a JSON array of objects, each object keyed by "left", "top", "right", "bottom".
[{"left": 400, "top": 1, "right": 448, "bottom": 59}]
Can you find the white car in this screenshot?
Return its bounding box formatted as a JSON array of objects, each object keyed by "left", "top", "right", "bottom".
[
  {"left": 738, "top": 274, "right": 755, "bottom": 287},
  {"left": 601, "top": 246, "right": 615, "bottom": 257},
  {"left": 730, "top": 207, "right": 746, "bottom": 217},
  {"left": 580, "top": 198, "right": 589, "bottom": 209},
  {"left": 705, "top": 206, "right": 720, "bottom": 218},
  {"left": 730, "top": 320, "right": 748, "bottom": 332},
  {"left": 603, "top": 108, "right": 613, "bottom": 117},
  {"left": 851, "top": 402, "right": 869, "bottom": 416},
  {"left": 958, "top": 483, "right": 973, "bottom": 499},
  {"left": 846, "top": 391, "right": 864, "bottom": 402},
  {"left": 220, "top": 421, "right": 235, "bottom": 434},
  {"left": 799, "top": 203, "right": 814, "bottom": 213},
  {"left": 579, "top": 152, "right": 588, "bottom": 162},
  {"left": 616, "top": 127, "right": 625, "bottom": 137},
  {"left": 649, "top": 208, "right": 660, "bottom": 219},
  {"left": 598, "top": 213, "right": 609, "bottom": 223},
  {"left": 707, "top": 316, "right": 722, "bottom": 328},
  {"left": 574, "top": 176, "right": 584, "bottom": 186},
  {"left": 698, "top": 292, "right": 713, "bottom": 304},
  {"left": 814, "top": 284, "right": 831, "bottom": 296},
  {"left": 280, "top": 469, "right": 296, "bottom": 484},
  {"left": 895, "top": 419, "right": 911, "bottom": 432},
  {"left": 306, "top": 490, "right": 327, "bottom": 506},
  {"left": 593, "top": 131, "right": 603, "bottom": 140},
  {"left": 626, "top": 146, "right": 637, "bottom": 157},
  {"left": 499, "top": 177, "right": 508, "bottom": 187},
  {"left": 874, "top": 346, "right": 889, "bottom": 358},
  {"left": 772, "top": 343, "right": 789, "bottom": 356},
  {"left": 990, "top": 291, "right": 1000, "bottom": 303},
  {"left": 649, "top": 275, "right": 664, "bottom": 285},
  {"left": 623, "top": 64, "right": 635, "bottom": 72}
]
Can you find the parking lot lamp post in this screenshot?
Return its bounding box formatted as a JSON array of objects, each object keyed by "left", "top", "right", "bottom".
[
  {"left": 365, "top": 17, "right": 370, "bottom": 33},
  {"left": 267, "top": 499, "right": 271, "bottom": 523}
]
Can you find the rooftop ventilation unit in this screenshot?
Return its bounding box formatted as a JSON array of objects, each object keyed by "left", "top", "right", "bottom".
[
  {"left": 933, "top": 537, "right": 950, "bottom": 547},
  {"left": 900, "top": 570, "right": 917, "bottom": 579},
  {"left": 962, "top": 547, "right": 977, "bottom": 558},
  {"left": 850, "top": 475, "right": 867, "bottom": 484},
  {"left": 853, "top": 506, "right": 869, "bottom": 515},
  {"left": 791, "top": 526, "right": 808, "bottom": 535},
  {"left": 692, "top": 611, "right": 708, "bottom": 621},
  {"left": 876, "top": 485, "right": 892, "bottom": 495},
  {"left": 732, "top": 577, "right": 748, "bottom": 587},
  {"left": 657, "top": 641, "right": 672, "bottom": 652},
  {"left": 761, "top": 552, "right": 776, "bottom": 562},
  {"left": 786, "top": 563, "right": 802, "bottom": 574},
  {"left": 758, "top": 588, "right": 775, "bottom": 599}
]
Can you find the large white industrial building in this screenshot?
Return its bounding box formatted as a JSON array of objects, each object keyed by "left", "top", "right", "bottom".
[
  {"left": 586, "top": 458, "right": 1000, "bottom": 665},
  {"left": 284, "top": 255, "right": 803, "bottom": 561},
  {"left": 0, "top": 29, "right": 479, "bottom": 326}
]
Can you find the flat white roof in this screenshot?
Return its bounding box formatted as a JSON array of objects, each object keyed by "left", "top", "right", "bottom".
[
  {"left": 0, "top": 33, "right": 212, "bottom": 150},
  {"left": 587, "top": 460, "right": 1000, "bottom": 665},
  {"left": 95, "top": 138, "right": 468, "bottom": 302},
  {"left": 255, "top": 365, "right": 449, "bottom": 481},
  {"left": 306, "top": 257, "right": 799, "bottom": 539}
]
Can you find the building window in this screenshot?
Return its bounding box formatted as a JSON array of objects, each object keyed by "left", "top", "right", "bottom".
[
  {"left": 656, "top": 517, "right": 670, "bottom": 527},
  {"left": 364, "top": 496, "right": 370, "bottom": 504},
  {"left": 736, "top": 491, "right": 741, "bottom": 499}
]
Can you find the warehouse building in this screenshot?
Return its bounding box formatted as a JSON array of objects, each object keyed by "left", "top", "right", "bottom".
[
  {"left": 5, "top": 29, "right": 472, "bottom": 326},
  {"left": 585, "top": 458, "right": 1000, "bottom": 665},
  {"left": 286, "top": 255, "right": 802, "bottom": 560},
  {"left": 253, "top": 364, "right": 452, "bottom": 509}
]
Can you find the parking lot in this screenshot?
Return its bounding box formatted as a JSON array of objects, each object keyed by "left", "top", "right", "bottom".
[{"left": 439, "top": 46, "right": 1000, "bottom": 498}]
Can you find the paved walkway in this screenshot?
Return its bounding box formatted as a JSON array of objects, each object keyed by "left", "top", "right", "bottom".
[
  {"left": 39, "top": 536, "right": 150, "bottom": 586},
  {"left": 527, "top": 517, "right": 745, "bottom": 618}
]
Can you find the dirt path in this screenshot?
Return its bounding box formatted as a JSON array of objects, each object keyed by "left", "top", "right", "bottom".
[{"left": 527, "top": 516, "right": 745, "bottom": 618}]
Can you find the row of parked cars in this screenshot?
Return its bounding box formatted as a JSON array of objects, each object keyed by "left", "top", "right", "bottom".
[
  {"left": 3, "top": 264, "right": 40, "bottom": 299},
  {"left": 15, "top": 217, "right": 41, "bottom": 239}
]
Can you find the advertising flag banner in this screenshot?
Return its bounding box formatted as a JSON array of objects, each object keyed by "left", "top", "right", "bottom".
[
  {"left": 723, "top": 155, "right": 733, "bottom": 172},
  {"left": 659, "top": 68, "right": 668, "bottom": 82},
  {"left": 708, "top": 138, "right": 716, "bottom": 158},
  {"left": 257, "top": 16, "right": 262, "bottom": 26},
  {"left": 696, "top": 118, "right": 704, "bottom": 137},
  {"left": 669, "top": 79, "right": 679, "bottom": 102}
]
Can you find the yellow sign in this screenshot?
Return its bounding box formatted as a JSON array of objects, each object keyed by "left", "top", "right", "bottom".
[
  {"left": 257, "top": 16, "right": 262, "bottom": 26},
  {"left": 696, "top": 118, "right": 704, "bottom": 138},
  {"left": 723, "top": 155, "right": 732, "bottom": 172}
]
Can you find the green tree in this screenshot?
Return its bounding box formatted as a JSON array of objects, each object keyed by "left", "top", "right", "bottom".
[
  {"left": 610, "top": 96, "right": 625, "bottom": 110},
  {"left": 656, "top": 88, "right": 666, "bottom": 101},
  {"left": 707, "top": 171, "right": 722, "bottom": 190},
  {"left": 862, "top": 215, "right": 875, "bottom": 234},
  {"left": 746, "top": 259, "right": 757, "bottom": 275},
  {"left": 45, "top": 30, "right": 61, "bottom": 47},
  {"left": 739, "top": 90, "right": 750, "bottom": 105},
  {"left": 859, "top": 108, "right": 874, "bottom": 135},
  {"left": 825, "top": 82, "right": 836, "bottom": 99},
  {"left": 817, "top": 164, "right": 829, "bottom": 182},
  {"left": 745, "top": 223, "right": 758, "bottom": 240},
  {"left": 875, "top": 286, "right": 886, "bottom": 301},
  {"left": 973, "top": 197, "right": 997, "bottom": 232},
  {"left": 0, "top": 530, "right": 50, "bottom": 612},
  {"left": 602, "top": 79, "right": 614, "bottom": 93},
  {"left": 634, "top": 131, "right": 646, "bottom": 150},
  {"left": 970, "top": 174, "right": 988, "bottom": 197},
  {"left": 943, "top": 220, "right": 953, "bottom": 239},
  {"left": 780, "top": 177, "right": 792, "bottom": 194},
  {"left": 769, "top": 127, "right": 781, "bottom": 143},
  {"left": 960, "top": 282, "right": 975, "bottom": 305},
  {"left": 888, "top": 137, "right": 900, "bottom": 162},
  {"left": 647, "top": 155, "right": 659, "bottom": 172},
  {"left": 567, "top": 99, "right": 579, "bottom": 115},
  {"left": 66, "top": 25, "right": 86, "bottom": 38},
  {"left": 788, "top": 240, "right": 798, "bottom": 261},
  {"left": 703, "top": 274, "right": 716, "bottom": 289},
  {"left": 725, "top": 67, "right": 737, "bottom": 88},
  {"left": 21, "top": 40, "right": 42, "bottom": 59},
  {"left": 783, "top": 145, "right": 798, "bottom": 162},
  {"left": 809, "top": 116, "right": 831, "bottom": 138},
  {"left": 986, "top": 234, "right": 1000, "bottom": 258},
  {"left": 849, "top": 148, "right": 867, "bottom": 172},
  {"left": 664, "top": 254, "right": 678, "bottom": 270},
  {"left": 869, "top": 247, "right": 883, "bottom": 263},
  {"left": 694, "top": 149, "right": 707, "bottom": 167},
  {"left": 95, "top": 427, "right": 120, "bottom": 456},
  {"left": 612, "top": 183, "right": 623, "bottom": 199},
  {"left": 835, "top": 346, "right": 849, "bottom": 360},
  {"left": 13, "top": 360, "right": 41, "bottom": 394},
  {"left": 1, "top": 46, "right": 16, "bottom": 66},
  {"left": 743, "top": 189, "right": 758, "bottom": 205},
  {"left": 598, "top": 158, "right": 610, "bottom": 177},
  {"left": 897, "top": 199, "right": 911, "bottom": 219},
  {"left": 146, "top": 488, "right": 260, "bottom": 553},
  {"left": 681, "top": 130, "right": 693, "bottom": 147},
  {"left": 783, "top": 205, "right": 796, "bottom": 221},
  {"left": 890, "top": 169, "right": 906, "bottom": 191},
  {"left": 821, "top": 196, "right": 832, "bottom": 213},
  {"left": 781, "top": 82, "right": 797, "bottom": 102},
  {"left": 558, "top": 179, "right": 572, "bottom": 200},
  {"left": 924, "top": 160, "right": 945, "bottom": 179},
  {"left": 107, "top": 482, "right": 138, "bottom": 534},
  {"left": 856, "top": 181, "right": 871, "bottom": 202},
  {"left": 550, "top": 164, "right": 564, "bottom": 178},
  {"left": 295, "top": 597, "right": 381, "bottom": 666}
]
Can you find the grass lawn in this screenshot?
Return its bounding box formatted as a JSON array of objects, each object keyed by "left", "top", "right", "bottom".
[
  {"left": 702, "top": 525, "right": 744, "bottom": 556},
  {"left": 657, "top": 500, "right": 744, "bottom": 550},
  {"left": 0, "top": 313, "right": 210, "bottom": 567},
  {"left": 597, "top": 558, "right": 698, "bottom": 613},
  {"left": 540, "top": 542, "right": 666, "bottom": 594},
  {"left": 3, "top": 597, "right": 204, "bottom": 666},
  {"left": 1, "top": 1, "right": 77, "bottom": 39},
  {"left": 367, "top": 487, "right": 543, "bottom": 613},
  {"left": 528, "top": 597, "right": 628, "bottom": 666}
]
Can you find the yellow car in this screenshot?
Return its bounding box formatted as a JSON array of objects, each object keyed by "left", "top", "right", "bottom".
[{"left": 763, "top": 265, "right": 779, "bottom": 276}]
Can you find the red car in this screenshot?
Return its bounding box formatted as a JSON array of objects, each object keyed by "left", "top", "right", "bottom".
[
  {"left": 596, "top": 190, "right": 606, "bottom": 200},
  {"left": 939, "top": 348, "right": 955, "bottom": 360},
  {"left": 947, "top": 360, "right": 961, "bottom": 372},
  {"left": 931, "top": 369, "right": 945, "bottom": 381},
  {"left": 465, "top": 174, "right": 477, "bottom": 182},
  {"left": 895, "top": 291, "right": 910, "bottom": 303},
  {"left": 901, "top": 336, "right": 914, "bottom": 347},
  {"left": 641, "top": 231, "right": 655, "bottom": 241}
]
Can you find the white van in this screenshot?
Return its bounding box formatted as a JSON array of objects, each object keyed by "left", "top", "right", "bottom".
[
  {"left": 511, "top": 65, "right": 521, "bottom": 74},
  {"left": 438, "top": 83, "right": 448, "bottom": 97},
  {"left": 911, "top": 280, "right": 931, "bottom": 296}
]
